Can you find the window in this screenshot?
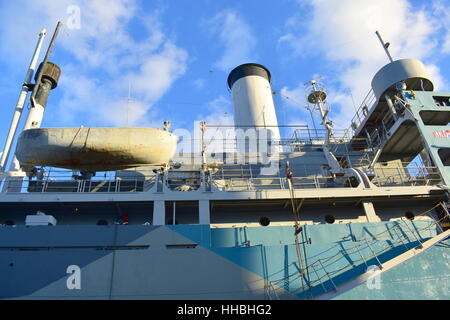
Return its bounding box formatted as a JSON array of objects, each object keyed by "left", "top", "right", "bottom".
[
  {"left": 325, "top": 215, "right": 335, "bottom": 224},
  {"left": 419, "top": 110, "right": 450, "bottom": 125},
  {"left": 405, "top": 211, "right": 415, "bottom": 220},
  {"left": 259, "top": 216, "right": 270, "bottom": 226},
  {"left": 433, "top": 96, "right": 450, "bottom": 107},
  {"left": 438, "top": 148, "right": 450, "bottom": 166}
]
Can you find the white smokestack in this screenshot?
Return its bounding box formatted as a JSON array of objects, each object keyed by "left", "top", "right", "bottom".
[{"left": 227, "top": 63, "right": 281, "bottom": 152}]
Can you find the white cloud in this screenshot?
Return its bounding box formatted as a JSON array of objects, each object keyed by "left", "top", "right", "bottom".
[
  {"left": 279, "top": 0, "right": 449, "bottom": 129},
  {"left": 432, "top": 1, "right": 450, "bottom": 54},
  {"left": 444, "top": 35, "right": 450, "bottom": 54},
  {"left": 196, "top": 96, "right": 234, "bottom": 127},
  {"left": 0, "top": 0, "right": 188, "bottom": 128},
  {"left": 195, "top": 96, "right": 235, "bottom": 153},
  {"left": 279, "top": 82, "right": 355, "bottom": 129},
  {"left": 193, "top": 78, "right": 206, "bottom": 90},
  {"left": 280, "top": 85, "right": 307, "bottom": 111},
  {"left": 423, "top": 64, "right": 445, "bottom": 92},
  {"left": 206, "top": 9, "right": 257, "bottom": 71}
]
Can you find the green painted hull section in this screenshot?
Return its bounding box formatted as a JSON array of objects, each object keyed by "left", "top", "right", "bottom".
[{"left": 335, "top": 239, "right": 450, "bottom": 299}]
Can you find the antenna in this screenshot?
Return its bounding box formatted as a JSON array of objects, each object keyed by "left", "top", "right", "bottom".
[
  {"left": 127, "top": 82, "right": 133, "bottom": 126},
  {"left": 303, "top": 75, "right": 324, "bottom": 87},
  {"left": 304, "top": 78, "right": 333, "bottom": 145},
  {"left": 349, "top": 91, "right": 358, "bottom": 113},
  {"left": 375, "top": 31, "right": 394, "bottom": 63},
  {"left": 0, "top": 28, "right": 47, "bottom": 172}
]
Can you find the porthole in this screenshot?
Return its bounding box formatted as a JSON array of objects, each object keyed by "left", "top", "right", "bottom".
[
  {"left": 259, "top": 216, "right": 270, "bottom": 227},
  {"left": 325, "top": 215, "right": 335, "bottom": 224},
  {"left": 405, "top": 211, "right": 415, "bottom": 220}
]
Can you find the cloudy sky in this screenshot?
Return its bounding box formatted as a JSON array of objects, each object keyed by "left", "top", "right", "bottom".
[{"left": 0, "top": 0, "right": 449, "bottom": 146}]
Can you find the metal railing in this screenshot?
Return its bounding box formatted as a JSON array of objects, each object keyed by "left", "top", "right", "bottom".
[
  {"left": 290, "top": 128, "right": 349, "bottom": 146},
  {"left": 346, "top": 89, "right": 377, "bottom": 137},
  {"left": 213, "top": 163, "right": 356, "bottom": 191},
  {"left": 371, "top": 163, "right": 442, "bottom": 187},
  {"left": 2, "top": 168, "right": 157, "bottom": 193},
  {"left": 261, "top": 202, "right": 449, "bottom": 299},
  {"left": 1, "top": 159, "right": 442, "bottom": 194}
]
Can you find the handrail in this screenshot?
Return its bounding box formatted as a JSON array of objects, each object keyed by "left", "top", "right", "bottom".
[
  {"left": 261, "top": 204, "right": 446, "bottom": 299},
  {"left": 339, "top": 89, "right": 377, "bottom": 142},
  {"left": 316, "top": 226, "right": 450, "bottom": 300},
  {"left": 4, "top": 163, "right": 441, "bottom": 193}
]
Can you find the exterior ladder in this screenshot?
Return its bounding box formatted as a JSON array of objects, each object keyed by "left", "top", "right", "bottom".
[{"left": 315, "top": 228, "right": 450, "bottom": 300}]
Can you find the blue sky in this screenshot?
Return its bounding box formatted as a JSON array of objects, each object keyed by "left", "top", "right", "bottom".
[{"left": 0, "top": 0, "right": 450, "bottom": 147}]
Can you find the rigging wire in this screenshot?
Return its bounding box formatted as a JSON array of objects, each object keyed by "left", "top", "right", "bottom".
[
  {"left": 285, "top": 161, "right": 313, "bottom": 299},
  {"left": 274, "top": 90, "right": 321, "bottom": 133}
]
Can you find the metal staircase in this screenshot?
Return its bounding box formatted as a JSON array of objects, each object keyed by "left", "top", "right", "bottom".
[
  {"left": 284, "top": 204, "right": 450, "bottom": 300},
  {"left": 315, "top": 227, "right": 450, "bottom": 300}
]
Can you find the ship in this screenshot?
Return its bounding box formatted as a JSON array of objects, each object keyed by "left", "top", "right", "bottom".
[{"left": 0, "top": 23, "right": 449, "bottom": 300}]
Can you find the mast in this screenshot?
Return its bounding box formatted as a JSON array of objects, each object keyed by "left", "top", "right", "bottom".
[
  {"left": 24, "top": 21, "right": 63, "bottom": 131},
  {"left": 305, "top": 79, "right": 332, "bottom": 146},
  {"left": 375, "top": 31, "right": 394, "bottom": 63},
  {"left": 0, "top": 29, "right": 47, "bottom": 172}
]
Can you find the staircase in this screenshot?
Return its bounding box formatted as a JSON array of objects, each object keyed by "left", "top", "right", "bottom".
[
  {"left": 284, "top": 208, "right": 450, "bottom": 299},
  {"left": 315, "top": 227, "right": 450, "bottom": 300}
]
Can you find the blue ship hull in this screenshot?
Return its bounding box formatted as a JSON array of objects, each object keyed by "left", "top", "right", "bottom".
[{"left": 0, "top": 221, "right": 448, "bottom": 300}]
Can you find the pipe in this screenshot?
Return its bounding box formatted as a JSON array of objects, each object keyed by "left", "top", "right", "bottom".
[
  {"left": 30, "top": 22, "right": 62, "bottom": 106},
  {"left": 23, "top": 64, "right": 60, "bottom": 130},
  {"left": 385, "top": 94, "right": 398, "bottom": 120},
  {"left": 24, "top": 22, "right": 62, "bottom": 131},
  {"left": 0, "top": 29, "right": 47, "bottom": 172}
]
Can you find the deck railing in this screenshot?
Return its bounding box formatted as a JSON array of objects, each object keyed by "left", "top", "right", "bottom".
[
  {"left": 1, "top": 160, "right": 440, "bottom": 194},
  {"left": 262, "top": 202, "right": 449, "bottom": 300}
]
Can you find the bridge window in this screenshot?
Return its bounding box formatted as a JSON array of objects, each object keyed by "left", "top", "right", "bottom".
[
  {"left": 419, "top": 110, "right": 450, "bottom": 125},
  {"left": 438, "top": 148, "right": 450, "bottom": 166}
]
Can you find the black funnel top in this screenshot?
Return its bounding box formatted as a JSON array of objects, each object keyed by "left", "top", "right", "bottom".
[{"left": 227, "top": 63, "right": 271, "bottom": 89}]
